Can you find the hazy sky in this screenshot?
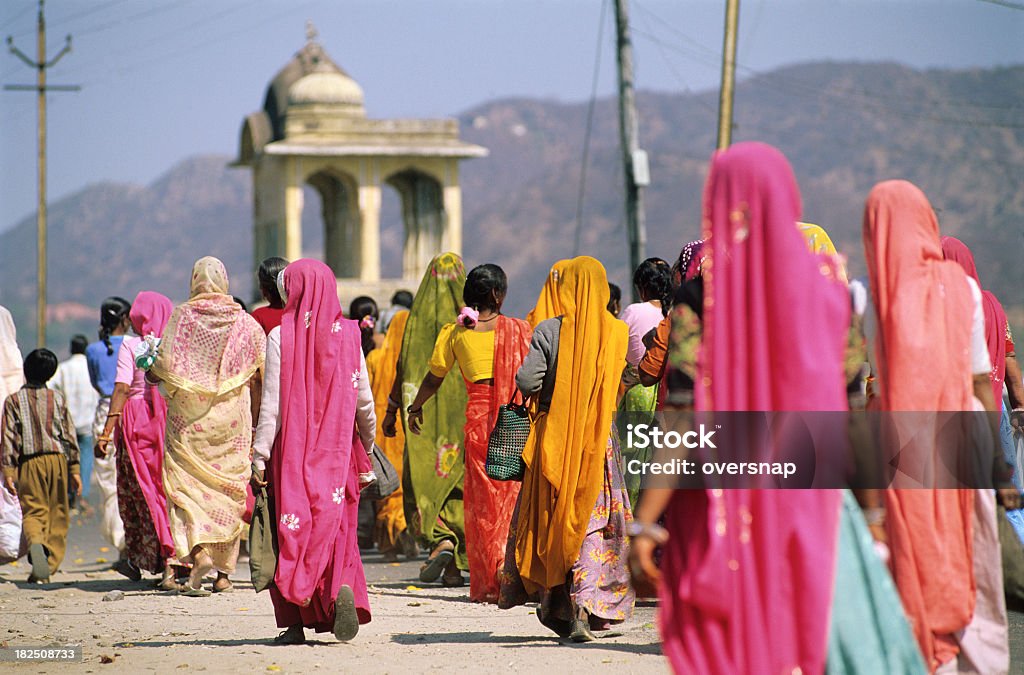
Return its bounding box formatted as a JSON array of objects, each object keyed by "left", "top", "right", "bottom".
[{"left": 1, "top": 0, "right": 1021, "bottom": 230}]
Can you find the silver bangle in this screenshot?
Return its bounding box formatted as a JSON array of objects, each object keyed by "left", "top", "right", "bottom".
[{"left": 626, "top": 521, "right": 669, "bottom": 544}]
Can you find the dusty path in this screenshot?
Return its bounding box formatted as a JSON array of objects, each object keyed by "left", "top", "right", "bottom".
[{"left": 0, "top": 506, "right": 664, "bottom": 673}]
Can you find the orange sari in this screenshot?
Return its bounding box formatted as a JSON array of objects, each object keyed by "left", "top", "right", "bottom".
[
  {"left": 462, "top": 315, "right": 531, "bottom": 603},
  {"left": 366, "top": 311, "right": 409, "bottom": 553}
]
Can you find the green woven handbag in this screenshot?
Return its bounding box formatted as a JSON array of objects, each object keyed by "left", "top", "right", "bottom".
[{"left": 486, "top": 389, "right": 530, "bottom": 481}]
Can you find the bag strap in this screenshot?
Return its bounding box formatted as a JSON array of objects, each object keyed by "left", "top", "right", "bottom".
[{"left": 508, "top": 387, "right": 526, "bottom": 407}]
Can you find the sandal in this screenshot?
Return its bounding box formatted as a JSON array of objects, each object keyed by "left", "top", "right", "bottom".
[
  {"left": 181, "top": 586, "right": 211, "bottom": 597},
  {"left": 569, "top": 606, "right": 597, "bottom": 643},
  {"left": 418, "top": 541, "right": 455, "bottom": 583},
  {"left": 333, "top": 584, "right": 359, "bottom": 642},
  {"left": 440, "top": 558, "right": 465, "bottom": 587}
]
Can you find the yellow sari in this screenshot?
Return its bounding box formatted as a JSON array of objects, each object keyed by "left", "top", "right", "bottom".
[
  {"left": 515, "top": 256, "right": 628, "bottom": 592},
  {"left": 366, "top": 310, "right": 409, "bottom": 553}
]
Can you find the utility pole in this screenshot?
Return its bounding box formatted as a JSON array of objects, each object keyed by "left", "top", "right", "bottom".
[
  {"left": 5, "top": 0, "right": 79, "bottom": 347},
  {"left": 613, "top": 0, "right": 648, "bottom": 302},
  {"left": 716, "top": 0, "right": 740, "bottom": 150}
]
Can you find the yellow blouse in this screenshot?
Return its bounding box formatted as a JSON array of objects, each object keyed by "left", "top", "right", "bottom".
[{"left": 428, "top": 323, "right": 495, "bottom": 382}]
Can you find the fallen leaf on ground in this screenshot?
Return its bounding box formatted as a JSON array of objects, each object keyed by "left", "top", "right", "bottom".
[
  {"left": 389, "top": 563, "right": 400, "bottom": 567},
  {"left": 407, "top": 602, "right": 421, "bottom": 607},
  {"left": 73, "top": 558, "right": 84, "bottom": 564},
  {"left": 95, "top": 558, "right": 108, "bottom": 564},
  {"left": 99, "top": 654, "right": 115, "bottom": 664},
  {"left": 99, "top": 547, "right": 110, "bottom": 553},
  {"left": 404, "top": 585, "right": 422, "bottom": 591},
  {"left": 266, "top": 666, "right": 281, "bottom": 672},
  {"left": 237, "top": 608, "right": 250, "bottom": 612}
]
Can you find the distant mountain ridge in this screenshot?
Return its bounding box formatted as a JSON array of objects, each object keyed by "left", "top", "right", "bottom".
[{"left": 2, "top": 60, "right": 1022, "bottom": 353}]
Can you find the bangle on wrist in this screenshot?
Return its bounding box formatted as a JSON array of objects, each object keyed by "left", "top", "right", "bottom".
[
  {"left": 407, "top": 405, "right": 422, "bottom": 415},
  {"left": 387, "top": 396, "right": 400, "bottom": 409},
  {"left": 626, "top": 521, "right": 669, "bottom": 544},
  {"left": 106, "top": 412, "right": 121, "bottom": 418}
]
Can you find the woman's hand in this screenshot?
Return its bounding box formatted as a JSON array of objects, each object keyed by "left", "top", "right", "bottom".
[
  {"left": 627, "top": 531, "right": 663, "bottom": 597},
  {"left": 382, "top": 409, "right": 398, "bottom": 438},
  {"left": 2, "top": 475, "right": 16, "bottom": 496},
  {"left": 407, "top": 407, "right": 424, "bottom": 435},
  {"left": 250, "top": 466, "right": 267, "bottom": 490},
  {"left": 95, "top": 436, "right": 112, "bottom": 458}
]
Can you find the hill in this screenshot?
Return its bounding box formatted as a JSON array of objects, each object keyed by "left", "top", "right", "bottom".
[{"left": 1, "top": 61, "right": 1022, "bottom": 353}]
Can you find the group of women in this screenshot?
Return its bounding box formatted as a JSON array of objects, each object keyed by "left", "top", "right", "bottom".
[{"left": 18, "top": 136, "right": 1022, "bottom": 671}]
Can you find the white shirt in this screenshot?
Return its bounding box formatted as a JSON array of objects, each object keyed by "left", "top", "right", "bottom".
[
  {"left": 49, "top": 353, "right": 100, "bottom": 435},
  {"left": 251, "top": 326, "right": 376, "bottom": 471},
  {"left": 863, "top": 276, "right": 991, "bottom": 376}
]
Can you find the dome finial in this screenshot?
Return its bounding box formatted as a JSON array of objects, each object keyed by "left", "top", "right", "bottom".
[{"left": 305, "top": 20, "right": 319, "bottom": 44}]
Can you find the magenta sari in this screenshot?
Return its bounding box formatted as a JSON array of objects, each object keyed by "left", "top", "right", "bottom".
[
  {"left": 269, "top": 259, "right": 371, "bottom": 631},
  {"left": 116, "top": 291, "right": 175, "bottom": 572},
  {"left": 659, "top": 143, "right": 850, "bottom": 673}
]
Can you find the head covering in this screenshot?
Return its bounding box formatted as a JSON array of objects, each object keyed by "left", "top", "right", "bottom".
[
  {"left": 673, "top": 239, "right": 706, "bottom": 285},
  {"left": 863, "top": 181, "right": 973, "bottom": 411},
  {"left": 515, "top": 255, "right": 627, "bottom": 592},
  {"left": 526, "top": 260, "right": 569, "bottom": 328},
  {"left": 190, "top": 256, "right": 229, "bottom": 297},
  {"left": 271, "top": 259, "right": 366, "bottom": 612},
  {"left": 660, "top": 143, "right": 848, "bottom": 675},
  {"left": 941, "top": 236, "right": 1006, "bottom": 404},
  {"left": 699, "top": 143, "right": 849, "bottom": 412},
  {"left": 151, "top": 257, "right": 265, "bottom": 396},
  {"left": 129, "top": 292, "right": 174, "bottom": 338},
  {"left": 397, "top": 253, "right": 468, "bottom": 554},
  {"left": 0, "top": 305, "right": 23, "bottom": 400},
  {"left": 799, "top": 222, "right": 849, "bottom": 284}
]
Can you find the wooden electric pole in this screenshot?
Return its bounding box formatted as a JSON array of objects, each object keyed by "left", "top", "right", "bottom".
[
  {"left": 716, "top": 0, "right": 740, "bottom": 150},
  {"left": 613, "top": 0, "right": 648, "bottom": 302},
  {"left": 5, "top": 0, "right": 79, "bottom": 347}
]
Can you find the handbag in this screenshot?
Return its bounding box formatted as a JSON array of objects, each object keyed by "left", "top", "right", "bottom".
[
  {"left": 361, "top": 444, "right": 400, "bottom": 501},
  {"left": 248, "top": 481, "right": 277, "bottom": 593},
  {"left": 486, "top": 388, "right": 531, "bottom": 481}
]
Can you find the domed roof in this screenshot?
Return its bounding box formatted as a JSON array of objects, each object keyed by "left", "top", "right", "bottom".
[{"left": 288, "top": 68, "right": 364, "bottom": 107}]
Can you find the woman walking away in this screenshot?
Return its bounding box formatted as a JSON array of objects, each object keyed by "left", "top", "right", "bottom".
[
  {"left": 407, "top": 264, "right": 532, "bottom": 603},
  {"left": 618, "top": 257, "right": 673, "bottom": 508},
  {"left": 95, "top": 292, "right": 178, "bottom": 588},
  {"left": 252, "top": 257, "right": 289, "bottom": 335},
  {"left": 87, "top": 297, "right": 131, "bottom": 561},
  {"left": 382, "top": 253, "right": 468, "bottom": 587},
  {"left": 149, "top": 257, "right": 266, "bottom": 597},
  {"left": 0, "top": 306, "right": 24, "bottom": 404},
  {"left": 499, "top": 255, "right": 634, "bottom": 641},
  {"left": 252, "top": 259, "right": 375, "bottom": 644},
  {"left": 366, "top": 309, "right": 416, "bottom": 561},
  {"left": 864, "top": 183, "right": 1013, "bottom": 672},
  {"left": 349, "top": 296, "right": 384, "bottom": 356}
]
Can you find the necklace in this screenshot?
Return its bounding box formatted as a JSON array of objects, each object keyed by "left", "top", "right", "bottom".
[{"left": 476, "top": 314, "right": 499, "bottom": 322}]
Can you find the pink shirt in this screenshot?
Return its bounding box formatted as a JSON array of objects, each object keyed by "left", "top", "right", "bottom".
[
  {"left": 115, "top": 336, "right": 148, "bottom": 398},
  {"left": 619, "top": 301, "right": 665, "bottom": 366}
]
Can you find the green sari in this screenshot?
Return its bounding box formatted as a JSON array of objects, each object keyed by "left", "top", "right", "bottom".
[
  {"left": 398, "top": 253, "right": 469, "bottom": 567},
  {"left": 617, "top": 377, "right": 658, "bottom": 510}
]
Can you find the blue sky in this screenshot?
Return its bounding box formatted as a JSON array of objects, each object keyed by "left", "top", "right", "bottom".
[{"left": 1, "top": 0, "right": 1021, "bottom": 230}]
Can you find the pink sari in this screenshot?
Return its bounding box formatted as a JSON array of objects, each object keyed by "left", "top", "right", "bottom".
[
  {"left": 269, "top": 259, "right": 371, "bottom": 631},
  {"left": 659, "top": 143, "right": 850, "bottom": 673},
  {"left": 116, "top": 292, "right": 175, "bottom": 571}
]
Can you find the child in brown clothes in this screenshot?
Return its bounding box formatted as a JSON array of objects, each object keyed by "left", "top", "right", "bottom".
[{"left": 1, "top": 348, "right": 82, "bottom": 583}]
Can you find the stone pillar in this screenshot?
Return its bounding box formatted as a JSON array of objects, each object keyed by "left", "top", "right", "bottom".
[
  {"left": 442, "top": 160, "right": 462, "bottom": 256},
  {"left": 284, "top": 157, "right": 303, "bottom": 261},
  {"left": 359, "top": 183, "right": 381, "bottom": 282}
]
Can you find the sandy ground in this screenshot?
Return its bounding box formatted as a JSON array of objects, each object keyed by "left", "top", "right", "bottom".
[{"left": 0, "top": 505, "right": 664, "bottom": 674}]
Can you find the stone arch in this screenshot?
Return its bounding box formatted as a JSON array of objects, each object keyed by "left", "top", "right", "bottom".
[
  {"left": 385, "top": 168, "right": 446, "bottom": 279},
  {"left": 305, "top": 167, "right": 360, "bottom": 278}
]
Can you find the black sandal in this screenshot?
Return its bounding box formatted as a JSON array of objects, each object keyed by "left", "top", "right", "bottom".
[{"left": 418, "top": 541, "right": 455, "bottom": 583}]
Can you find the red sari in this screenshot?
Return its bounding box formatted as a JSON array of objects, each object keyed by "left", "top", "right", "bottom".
[{"left": 463, "top": 315, "right": 531, "bottom": 603}]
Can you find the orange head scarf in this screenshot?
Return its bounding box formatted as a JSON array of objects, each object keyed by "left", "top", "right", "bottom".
[
  {"left": 525, "top": 260, "right": 570, "bottom": 328},
  {"left": 862, "top": 180, "right": 973, "bottom": 411},
  {"left": 515, "top": 256, "right": 628, "bottom": 592}
]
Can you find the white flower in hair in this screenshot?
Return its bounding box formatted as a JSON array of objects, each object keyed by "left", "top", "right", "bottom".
[{"left": 332, "top": 487, "right": 345, "bottom": 504}]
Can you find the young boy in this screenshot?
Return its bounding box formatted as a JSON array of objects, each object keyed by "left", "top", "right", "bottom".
[{"left": 1, "top": 348, "right": 82, "bottom": 583}]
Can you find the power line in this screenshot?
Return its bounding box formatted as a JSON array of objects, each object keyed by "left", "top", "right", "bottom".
[
  {"left": 573, "top": 0, "right": 608, "bottom": 256},
  {"left": 975, "top": 0, "right": 1024, "bottom": 9}
]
